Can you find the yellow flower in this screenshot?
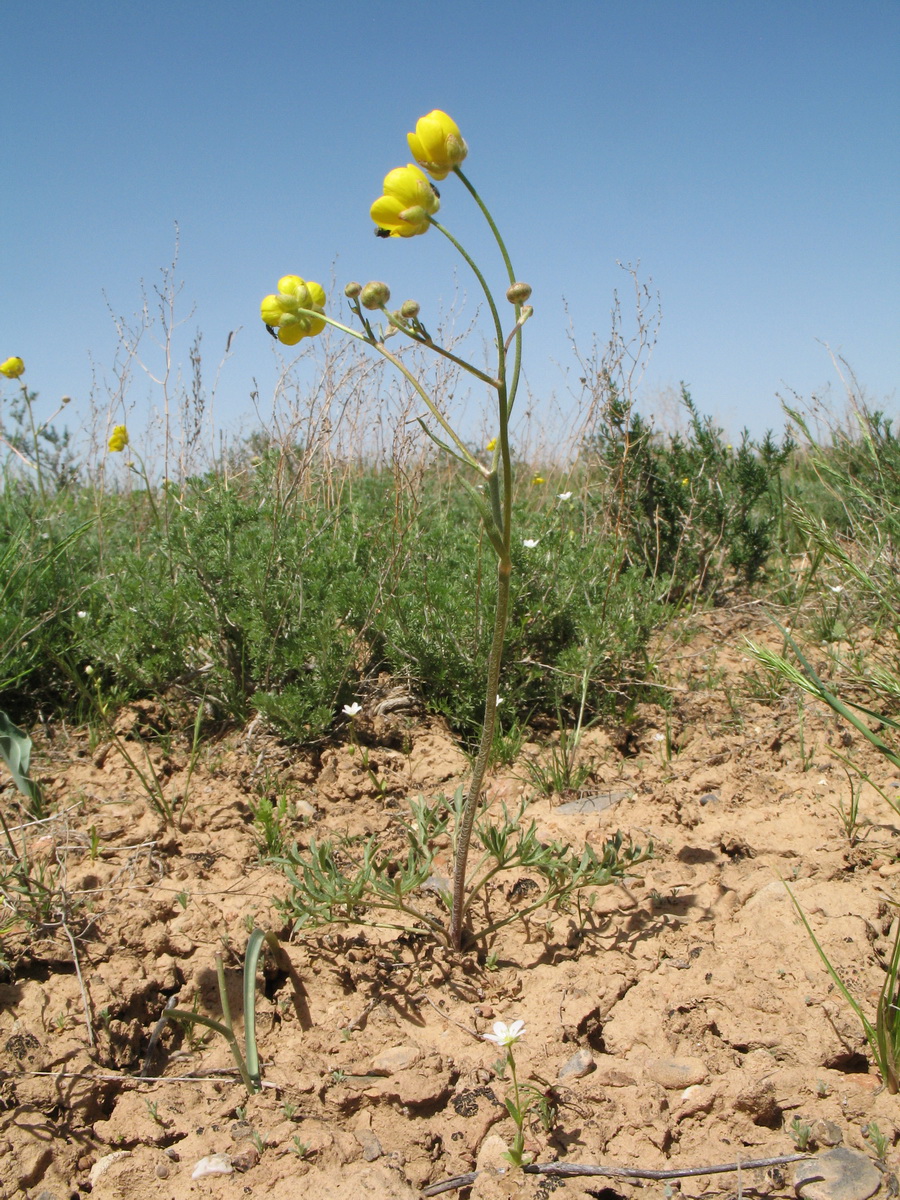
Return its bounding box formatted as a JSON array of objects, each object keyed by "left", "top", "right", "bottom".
[
  {"left": 371, "top": 165, "right": 439, "bottom": 238},
  {"left": 260, "top": 275, "right": 327, "bottom": 346},
  {"left": 108, "top": 425, "right": 129, "bottom": 452},
  {"left": 0, "top": 356, "right": 25, "bottom": 379},
  {"left": 486, "top": 437, "right": 497, "bottom": 452},
  {"left": 531, "top": 475, "right": 546, "bottom": 486},
  {"left": 407, "top": 110, "right": 468, "bottom": 181}
]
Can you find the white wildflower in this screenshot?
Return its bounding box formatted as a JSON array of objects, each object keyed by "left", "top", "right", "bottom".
[
  {"left": 342, "top": 702, "right": 362, "bottom": 717},
  {"left": 482, "top": 1019, "right": 526, "bottom": 1047},
  {"left": 522, "top": 538, "right": 539, "bottom": 549}
]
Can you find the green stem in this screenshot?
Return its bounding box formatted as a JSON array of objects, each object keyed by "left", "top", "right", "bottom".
[
  {"left": 507, "top": 1049, "right": 527, "bottom": 1163},
  {"left": 381, "top": 310, "right": 500, "bottom": 389},
  {"left": 449, "top": 552, "right": 511, "bottom": 949},
  {"left": 429, "top": 219, "right": 506, "bottom": 387},
  {"left": 23, "top": 390, "right": 46, "bottom": 502},
  {"left": 452, "top": 168, "right": 524, "bottom": 414}
]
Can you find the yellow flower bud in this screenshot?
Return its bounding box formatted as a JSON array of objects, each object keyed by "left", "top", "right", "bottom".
[
  {"left": 344, "top": 281, "right": 362, "bottom": 299},
  {"left": 486, "top": 438, "right": 497, "bottom": 452},
  {"left": 0, "top": 356, "right": 25, "bottom": 379},
  {"left": 400, "top": 299, "right": 420, "bottom": 319},
  {"left": 370, "top": 165, "right": 439, "bottom": 238},
  {"left": 108, "top": 425, "right": 129, "bottom": 453},
  {"left": 407, "top": 110, "right": 468, "bottom": 181}
]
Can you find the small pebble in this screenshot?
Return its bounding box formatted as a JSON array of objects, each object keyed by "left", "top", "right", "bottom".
[
  {"left": 699, "top": 792, "right": 720, "bottom": 805},
  {"left": 354, "top": 1128, "right": 383, "bottom": 1162},
  {"left": 811, "top": 1119, "right": 843, "bottom": 1147},
  {"left": 558, "top": 1048, "right": 595, "bottom": 1080},
  {"left": 370, "top": 1045, "right": 420, "bottom": 1074},
  {"left": 645, "top": 1056, "right": 708, "bottom": 1089},
  {"left": 191, "top": 1153, "right": 234, "bottom": 1180},
  {"left": 155, "top": 1163, "right": 170, "bottom": 1179},
  {"left": 232, "top": 1145, "right": 261, "bottom": 1172}
]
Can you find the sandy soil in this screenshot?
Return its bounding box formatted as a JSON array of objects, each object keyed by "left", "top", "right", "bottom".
[{"left": 2, "top": 598, "right": 898, "bottom": 1200}]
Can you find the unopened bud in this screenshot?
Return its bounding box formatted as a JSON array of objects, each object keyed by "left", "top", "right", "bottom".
[
  {"left": 400, "top": 299, "right": 420, "bottom": 319},
  {"left": 519, "top": 305, "right": 534, "bottom": 323},
  {"left": 506, "top": 282, "right": 532, "bottom": 304},
  {"left": 61, "top": 395, "right": 71, "bottom": 405},
  {"left": 344, "top": 281, "right": 362, "bottom": 299},
  {"left": 360, "top": 281, "right": 391, "bottom": 310}
]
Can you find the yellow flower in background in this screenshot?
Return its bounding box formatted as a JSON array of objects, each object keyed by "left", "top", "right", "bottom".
[
  {"left": 0, "top": 356, "right": 25, "bottom": 379},
  {"left": 108, "top": 425, "right": 129, "bottom": 452},
  {"left": 260, "top": 275, "right": 327, "bottom": 346},
  {"left": 407, "top": 110, "right": 468, "bottom": 181},
  {"left": 531, "top": 475, "right": 546, "bottom": 486},
  {"left": 486, "top": 438, "right": 497, "bottom": 452},
  {"left": 371, "top": 164, "right": 440, "bottom": 238}
]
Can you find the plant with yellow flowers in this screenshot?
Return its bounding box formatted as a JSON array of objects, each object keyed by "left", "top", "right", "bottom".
[
  {"left": 0, "top": 358, "right": 76, "bottom": 498},
  {"left": 263, "top": 110, "right": 647, "bottom": 952}
]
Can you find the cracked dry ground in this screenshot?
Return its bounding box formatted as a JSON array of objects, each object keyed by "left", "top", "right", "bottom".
[{"left": 1, "top": 598, "right": 898, "bottom": 1200}]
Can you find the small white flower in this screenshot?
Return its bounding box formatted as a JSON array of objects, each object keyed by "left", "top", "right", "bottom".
[
  {"left": 652, "top": 732, "right": 666, "bottom": 742},
  {"left": 522, "top": 538, "right": 539, "bottom": 549},
  {"left": 342, "top": 702, "right": 362, "bottom": 717},
  {"left": 557, "top": 492, "right": 572, "bottom": 501},
  {"left": 828, "top": 584, "right": 844, "bottom": 594},
  {"left": 496, "top": 694, "right": 503, "bottom": 706},
  {"left": 482, "top": 1019, "right": 526, "bottom": 1047},
  {"left": 76, "top": 610, "right": 88, "bottom": 619}
]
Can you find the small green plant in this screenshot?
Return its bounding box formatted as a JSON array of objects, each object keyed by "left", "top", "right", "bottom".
[
  {"left": 786, "top": 886, "right": 900, "bottom": 1094},
  {"left": 145, "top": 1100, "right": 165, "bottom": 1127},
  {"left": 275, "top": 788, "right": 649, "bottom": 950},
  {"left": 249, "top": 792, "right": 291, "bottom": 859},
  {"left": 519, "top": 671, "right": 594, "bottom": 797},
  {"left": 290, "top": 1137, "right": 311, "bottom": 1159},
  {"left": 520, "top": 725, "right": 592, "bottom": 798},
  {"left": 787, "top": 1116, "right": 813, "bottom": 1151},
  {"left": 833, "top": 763, "right": 866, "bottom": 847},
  {"left": 862, "top": 1121, "right": 889, "bottom": 1161},
  {"left": 163, "top": 928, "right": 277, "bottom": 1095},
  {"left": 491, "top": 715, "right": 529, "bottom": 770},
  {"left": 795, "top": 696, "right": 817, "bottom": 772}
]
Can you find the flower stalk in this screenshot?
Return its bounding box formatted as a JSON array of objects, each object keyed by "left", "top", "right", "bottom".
[{"left": 261, "top": 109, "right": 532, "bottom": 950}]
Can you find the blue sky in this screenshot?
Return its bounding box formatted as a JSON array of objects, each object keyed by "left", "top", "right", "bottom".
[{"left": 3, "top": 0, "right": 898, "bottom": 454}]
